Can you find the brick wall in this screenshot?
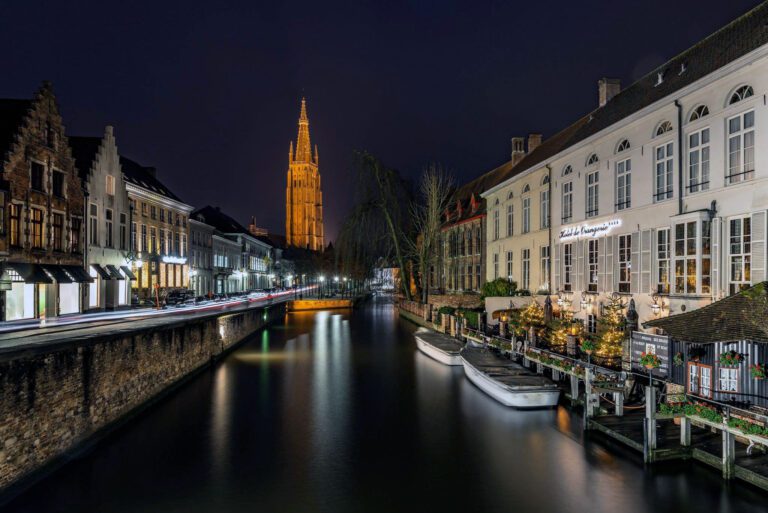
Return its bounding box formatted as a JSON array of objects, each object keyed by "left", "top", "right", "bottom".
[
  {"left": 0, "top": 303, "right": 285, "bottom": 495},
  {"left": 427, "top": 294, "right": 483, "bottom": 310}
]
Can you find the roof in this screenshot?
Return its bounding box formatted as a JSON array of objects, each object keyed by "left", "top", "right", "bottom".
[
  {"left": 487, "top": 1, "right": 768, "bottom": 194},
  {"left": 68, "top": 136, "right": 102, "bottom": 181},
  {"left": 192, "top": 205, "right": 251, "bottom": 237},
  {"left": 444, "top": 159, "right": 522, "bottom": 227},
  {"left": 120, "top": 155, "right": 184, "bottom": 202},
  {"left": 644, "top": 282, "right": 768, "bottom": 343},
  {"left": 0, "top": 99, "right": 32, "bottom": 165}
]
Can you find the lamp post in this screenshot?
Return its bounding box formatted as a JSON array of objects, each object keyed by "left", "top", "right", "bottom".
[{"left": 319, "top": 275, "right": 325, "bottom": 298}]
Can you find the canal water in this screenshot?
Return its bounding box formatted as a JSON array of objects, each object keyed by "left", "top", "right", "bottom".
[{"left": 3, "top": 297, "right": 766, "bottom": 512}]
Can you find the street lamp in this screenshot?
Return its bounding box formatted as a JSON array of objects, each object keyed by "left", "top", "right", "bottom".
[{"left": 319, "top": 275, "right": 325, "bottom": 298}]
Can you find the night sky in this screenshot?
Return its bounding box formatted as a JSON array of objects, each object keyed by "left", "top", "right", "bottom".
[{"left": 0, "top": 0, "right": 760, "bottom": 240}]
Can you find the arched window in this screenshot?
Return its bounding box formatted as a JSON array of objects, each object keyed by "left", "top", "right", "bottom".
[
  {"left": 586, "top": 153, "right": 599, "bottom": 166},
  {"left": 562, "top": 165, "right": 573, "bottom": 176},
  {"left": 507, "top": 191, "right": 513, "bottom": 200},
  {"left": 541, "top": 175, "right": 550, "bottom": 185},
  {"left": 655, "top": 121, "right": 673, "bottom": 137},
  {"left": 729, "top": 85, "right": 754, "bottom": 105},
  {"left": 522, "top": 184, "right": 531, "bottom": 193},
  {"left": 494, "top": 198, "right": 499, "bottom": 205},
  {"left": 616, "top": 139, "right": 630, "bottom": 153},
  {"left": 689, "top": 105, "right": 709, "bottom": 121}
]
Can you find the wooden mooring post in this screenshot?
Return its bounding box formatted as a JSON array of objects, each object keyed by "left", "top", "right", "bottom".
[
  {"left": 570, "top": 374, "right": 579, "bottom": 402},
  {"left": 680, "top": 417, "right": 691, "bottom": 447},
  {"left": 722, "top": 428, "right": 736, "bottom": 479}
]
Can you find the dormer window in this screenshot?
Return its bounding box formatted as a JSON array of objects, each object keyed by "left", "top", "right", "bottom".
[
  {"left": 522, "top": 184, "right": 530, "bottom": 194},
  {"left": 689, "top": 105, "right": 709, "bottom": 122},
  {"left": 586, "top": 153, "right": 599, "bottom": 166},
  {"left": 562, "top": 165, "right": 573, "bottom": 176},
  {"left": 507, "top": 191, "right": 513, "bottom": 200},
  {"left": 616, "top": 139, "right": 630, "bottom": 153},
  {"left": 729, "top": 85, "right": 754, "bottom": 105},
  {"left": 655, "top": 121, "right": 673, "bottom": 137}
]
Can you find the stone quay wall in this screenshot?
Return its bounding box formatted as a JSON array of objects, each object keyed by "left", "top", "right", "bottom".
[{"left": 0, "top": 303, "right": 285, "bottom": 496}]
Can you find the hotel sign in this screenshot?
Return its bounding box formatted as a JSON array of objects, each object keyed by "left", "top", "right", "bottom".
[{"left": 559, "top": 219, "right": 621, "bottom": 241}]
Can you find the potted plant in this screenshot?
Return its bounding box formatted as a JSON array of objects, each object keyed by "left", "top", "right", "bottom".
[
  {"left": 688, "top": 345, "right": 706, "bottom": 362},
  {"left": 639, "top": 352, "right": 662, "bottom": 387},
  {"left": 719, "top": 349, "right": 745, "bottom": 367},
  {"left": 580, "top": 338, "right": 596, "bottom": 366},
  {"left": 750, "top": 363, "right": 766, "bottom": 380}
]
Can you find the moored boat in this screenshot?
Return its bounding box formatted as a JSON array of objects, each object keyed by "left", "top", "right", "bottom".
[
  {"left": 460, "top": 346, "right": 560, "bottom": 408},
  {"left": 414, "top": 328, "right": 463, "bottom": 366}
]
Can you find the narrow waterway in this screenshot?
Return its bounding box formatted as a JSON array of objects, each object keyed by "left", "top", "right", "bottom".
[{"left": 4, "top": 297, "right": 765, "bottom": 512}]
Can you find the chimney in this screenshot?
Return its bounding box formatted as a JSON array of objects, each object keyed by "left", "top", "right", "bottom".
[
  {"left": 511, "top": 137, "right": 526, "bottom": 165},
  {"left": 598, "top": 78, "right": 621, "bottom": 107},
  {"left": 527, "top": 133, "right": 543, "bottom": 153}
]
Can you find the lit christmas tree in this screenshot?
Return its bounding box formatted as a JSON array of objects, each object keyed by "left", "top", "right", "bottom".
[
  {"left": 520, "top": 302, "right": 545, "bottom": 333},
  {"left": 596, "top": 297, "right": 625, "bottom": 357}
]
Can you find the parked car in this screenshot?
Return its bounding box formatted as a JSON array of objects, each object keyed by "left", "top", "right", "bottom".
[{"left": 165, "top": 289, "right": 195, "bottom": 306}]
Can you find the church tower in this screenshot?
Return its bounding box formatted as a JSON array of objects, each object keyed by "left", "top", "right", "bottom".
[{"left": 286, "top": 98, "right": 324, "bottom": 251}]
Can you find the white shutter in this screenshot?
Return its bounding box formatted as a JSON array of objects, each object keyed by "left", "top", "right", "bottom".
[
  {"left": 641, "top": 229, "right": 652, "bottom": 294},
  {"left": 711, "top": 218, "right": 721, "bottom": 299},
  {"left": 605, "top": 235, "right": 614, "bottom": 292},
  {"left": 575, "top": 240, "right": 584, "bottom": 291},
  {"left": 630, "top": 231, "right": 640, "bottom": 293},
  {"left": 554, "top": 243, "right": 562, "bottom": 290},
  {"left": 752, "top": 211, "right": 766, "bottom": 284},
  {"left": 598, "top": 236, "right": 608, "bottom": 292}
]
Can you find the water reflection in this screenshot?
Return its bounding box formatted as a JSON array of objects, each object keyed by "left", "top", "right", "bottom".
[{"left": 3, "top": 300, "right": 768, "bottom": 513}]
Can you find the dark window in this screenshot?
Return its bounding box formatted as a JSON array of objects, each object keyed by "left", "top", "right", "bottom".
[
  {"left": 52, "top": 171, "right": 65, "bottom": 198},
  {"left": 31, "top": 209, "right": 43, "bottom": 249},
  {"left": 71, "top": 218, "right": 82, "bottom": 253},
  {"left": 53, "top": 213, "right": 63, "bottom": 251},
  {"left": 9, "top": 204, "right": 21, "bottom": 247},
  {"left": 31, "top": 162, "right": 44, "bottom": 192}
]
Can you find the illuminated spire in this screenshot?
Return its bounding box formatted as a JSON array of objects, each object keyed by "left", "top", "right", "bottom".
[
  {"left": 314, "top": 144, "right": 319, "bottom": 165},
  {"left": 294, "top": 97, "right": 312, "bottom": 163},
  {"left": 288, "top": 141, "right": 293, "bottom": 164}
]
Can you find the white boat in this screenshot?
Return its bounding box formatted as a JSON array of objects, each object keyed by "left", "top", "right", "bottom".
[
  {"left": 414, "top": 328, "right": 463, "bottom": 366},
  {"left": 461, "top": 347, "right": 560, "bottom": 408}
]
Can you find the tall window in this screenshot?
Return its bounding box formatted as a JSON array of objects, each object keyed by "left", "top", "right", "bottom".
[
  {"left": 702, "top": 220, "right": 711, "bottom": 294},
  {"left": 727, "top": 111, "right": 755, "bottom": 184},
  {"left": 588, "top": 239, "right": 598, "bottom": 293},
  {"left": 181, "top": 234, "right": 187, "bottom": 257},
  {"left": 466, "top": 265, "right": 473, "bottom": 290},
  {"left": 131, "top": 222, "right": 137, "bottom": 251},
  {"left": 475, "top": 227, "right": 481, "bottom": 253},
  {"left": 119, "top": 213, "right": 127, "bottom": 250},
  {"left": 150, "top": 227, "right": 157, "bottom": 254},
  {"left": 563, "top": 243, "right": 573, "bottom": 292},
  {"left": 657, "top": 229, "right": 670, "bottom": 294},
  {"left": 52, "top": 171, "right": 65, "bottom": 198},
  {"left": 729, "top": 217, "right": 751, "bottom": 294},
  {"left": 540, "top": 246, "right": 550, "bottom": 291},
  {"left": 562, "top": 181, "right": 573, "bottom": 223},
  {"left": 89, "top": 204, "right": 98, "bottom": 245},
  {"left": 493, "top": 253, "right": 498, "bottom": 279},
  {"left": 506, "top": 251, "right": 513, "bottom": 280},
  {"left": 141, "top": 202, "right": 148, "bottom": 217},
  {"left": 30, "top": 162, "right": 44, "bottom": 192},
  {"left": 521, "top": 249, "right": 530, "bottom": 290},
  {"left": 52, "top": 213, "right": 64, "bottom": 251},
  {"left": 688, "top": 128, "right": 710, "bottom": 192},
  {"left": 476, "top": 264, "right": 481, "bottom": 289},
  {"left": 174, "top": 232, "right": 180, "bottom": 255},
  {"left": 141, "top": 224, "right": 147, "bottom": 252},
  {"left": 105, "top": 209, "right": 113, "bottom": 248},
  {"left": 688, "top": 363, "right": 712, "bottom": 398},
  {"left": 71, "top": 218, "right": 81, "bottom": 253},
  {"left": 655, "top": 142, "right": 674, "bottom": 200},
  {"left": 9, "top": 204, "right": 21, "bottom": 247},
  {"left": 719, "top": 368, "right": 738, "bottom": 393},
  {"left": 615, "top": 159, "right": 631, "bottom": 210},
  {"left": 618, "top": 234, "right": 631, "bottom": 293},
  {"left": 151, "top": 205, "right": 157, "bottom": 220},
  {"left": 106, "top": 175, "right": 115, "bottom": 196},
  {"left": 30, "top": 209, "right": 43, "bottom": 249},
  {"left": 522, "top": 197, "right": 530, "bottom": 233},
  {"left": 586, "top": 171, "right": 599, "bottom": 218},
  {"left": 506, "top": 204, "right": 513, "bottom": 237},
  {"left": 493, "top": 209, "right": 499, "bottom": 240},
  {"left": 674, "top": 222, "right": 697, "bottom": 294},
  {"left": 540, "top": 190, "right": 549, "bottom": 228}
]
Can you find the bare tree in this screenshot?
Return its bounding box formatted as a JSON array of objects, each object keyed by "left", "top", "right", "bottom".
[{"left": 406, "top": 164, "right": 454, "bottom": 303}]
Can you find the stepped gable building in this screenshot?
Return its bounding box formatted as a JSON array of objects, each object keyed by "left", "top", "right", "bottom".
[
  {"left": 70, "top": 126, "right": 133, "bottom": 310},
  {"left": 438, "top": 140, "right": 530, "bottom": 294},
  {"left": 286, "top": 98, "right": 324, "bottom": 251},
  {"left": 481, "top": 0, "right": 768, "bottom": 371},
  {"left": 0, "top": 82, "right": 91, "bottom": 322}
]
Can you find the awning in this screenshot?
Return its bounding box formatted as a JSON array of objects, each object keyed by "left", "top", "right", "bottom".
[
  {"left": 6, "top": 262, "right": 53, "bottom": 284},
  {"left": 90, "top": 264, "right": 112, "bottom": 280},
  {"left": 105, "top": 264, "right": 124, "bottom": 280},
  {"left": 120, "top": 265, "right": 137, "bottom": 281},
  {"left": 62, "top": 265, "right": 94, "bottom": 283},
  {"left": 40, "top": 264, "right": 74, "bottom": 283}
]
